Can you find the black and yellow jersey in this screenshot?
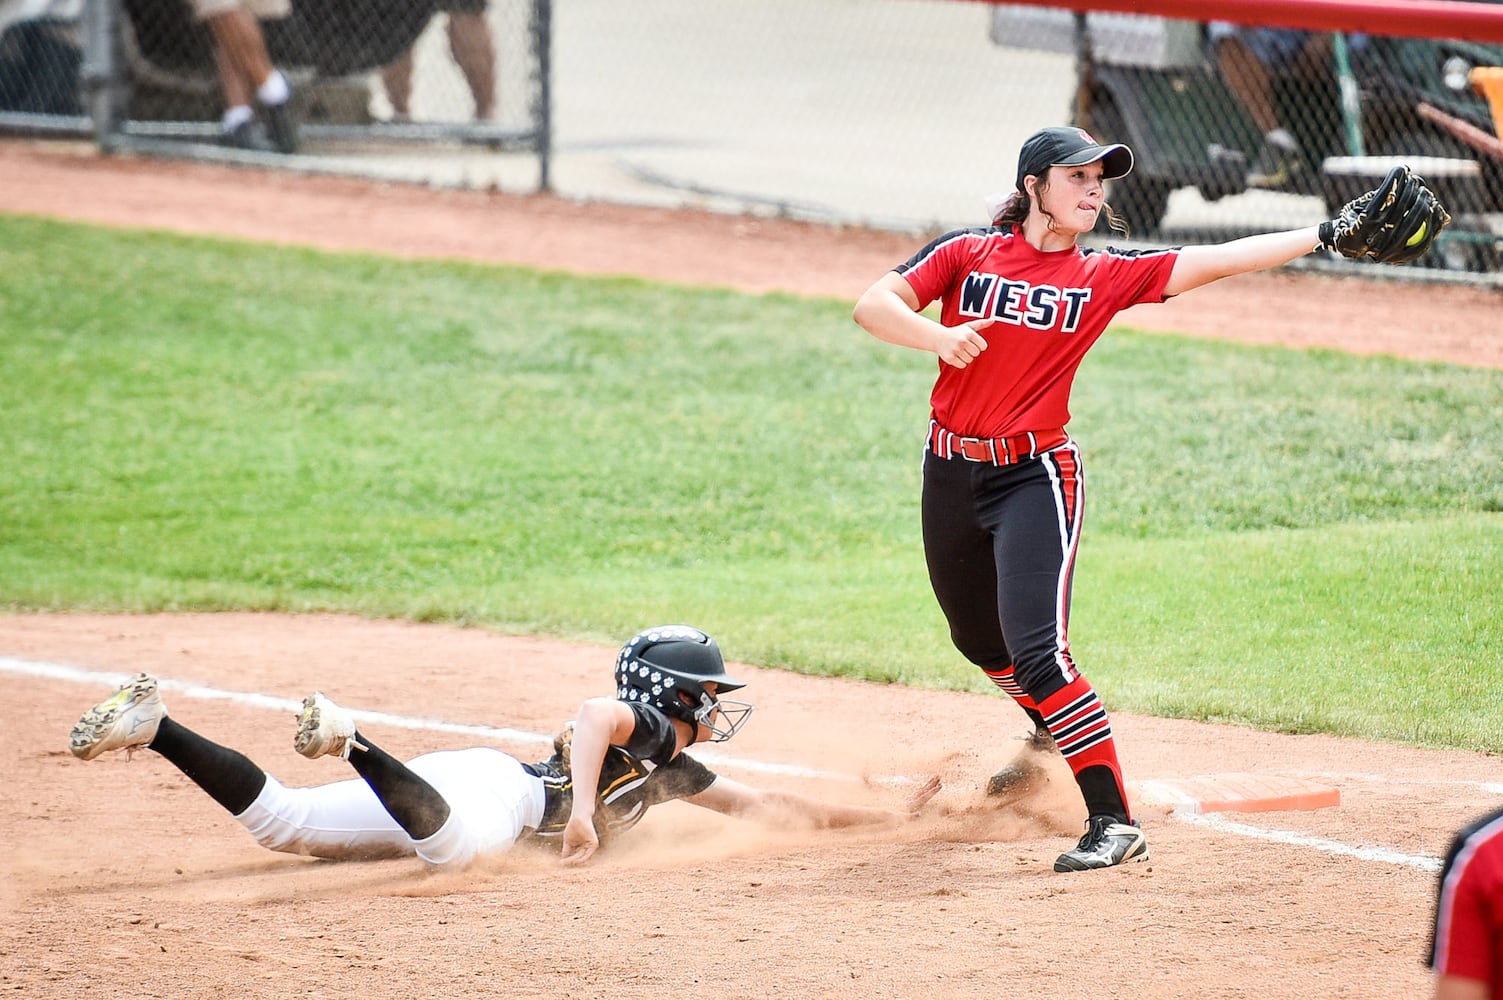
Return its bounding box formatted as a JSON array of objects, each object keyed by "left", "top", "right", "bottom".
[{"left": 523, "top": 702, "right": 718, "bottom": 846}]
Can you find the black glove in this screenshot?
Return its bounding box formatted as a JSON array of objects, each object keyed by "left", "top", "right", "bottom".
[{"left": 1318, "top": 165, "right": 1452, "bottom": 265}]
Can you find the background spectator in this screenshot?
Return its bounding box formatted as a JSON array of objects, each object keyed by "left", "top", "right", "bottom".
[
  {"left": 0, "top": 0, "right": 82, "bottom": 114},
  {"left": 193, "top": 0, "right": 299, "bottom": 151},
  {"left": 1208, "top": 23, "right": 1331, "bottom": 188},
  {"left": 381, "top": 0, "right": 497, "bottom": 122}
]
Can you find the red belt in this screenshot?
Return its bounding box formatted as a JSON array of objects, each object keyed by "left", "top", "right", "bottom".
[{"left": 927, "top": 421, "right": 1068, "bottom": 466}]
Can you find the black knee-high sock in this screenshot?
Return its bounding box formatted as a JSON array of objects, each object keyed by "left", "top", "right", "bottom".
[
  {"left": 345, "top": 734, "right": 451, "bottom": 841},
  {"left": 1076, "top": 765, "right": 1130, "bottom": 823},
  {"left": 147, "top": 716, "right": 268, "bottom": 816}
]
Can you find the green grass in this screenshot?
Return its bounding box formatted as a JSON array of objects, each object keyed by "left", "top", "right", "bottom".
[
  {"left": 1079, "top": 518, "right": 1502, "bottom": 749},
  {"left": 3, "top": 213, "right": 1500, "bottom": 752}
]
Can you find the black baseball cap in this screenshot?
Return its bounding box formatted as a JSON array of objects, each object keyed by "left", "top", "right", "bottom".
[{"left": 1015, "top": 126, "right": 1134, "bottom": 190}]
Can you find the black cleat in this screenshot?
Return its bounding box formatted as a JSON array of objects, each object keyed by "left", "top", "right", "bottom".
[
  {"left": 222, "top": 120, "right": 271, "bottom": 151},
  {"left": 262, "top": 96, "right": 300, "bottom": 154},
  {"left": 1054, "top": 815, "right": 1149, "bottom": 872}
]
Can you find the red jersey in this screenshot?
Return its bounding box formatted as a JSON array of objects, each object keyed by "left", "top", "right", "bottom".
[
  {"left": 1431, "top": 806, "right": 1503, "bottom": 997},
  {"left": 897, "top": 226, "right": 1178, "bottom": 439}
]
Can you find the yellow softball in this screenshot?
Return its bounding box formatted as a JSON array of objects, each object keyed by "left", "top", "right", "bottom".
[{"left": 1406, "top": 221, "right": 1427, "bottom": 247}]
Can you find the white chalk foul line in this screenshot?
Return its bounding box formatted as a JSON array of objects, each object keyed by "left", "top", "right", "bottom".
[
  {"left": 1179, "top": 812, "right": 1442, "bottom": 873},
  {"left": 11, "top": 656, "right": 553, "bottom": 747},
  {"left": 7, "top": 657, "right": 1450, "bottom": 868}
]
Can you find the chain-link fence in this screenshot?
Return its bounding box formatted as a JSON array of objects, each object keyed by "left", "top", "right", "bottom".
[
  {"left": 3, "top": 0, "right": 1502, "bottom": 276},
  {"left": 2, "top": 0, "right": 87, "bottom": 125},
  {"left": 995, "top": 6, "right": 1503, "bottom": 273},
  {"left": 1, "top": 0, "right": 550, "bottom": 177}
]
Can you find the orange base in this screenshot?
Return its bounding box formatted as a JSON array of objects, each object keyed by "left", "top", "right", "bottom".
[{"left": 1131, "top": 773, "right": 1340, "bottom": 814}]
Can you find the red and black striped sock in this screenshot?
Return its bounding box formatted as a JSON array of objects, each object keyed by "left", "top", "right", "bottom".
[
  {"left": 982, "top": 665, "right": 1041, "bottom": 715},
  {"left": 1037, "top": 676, "right": 1131, "bottom": 823}
]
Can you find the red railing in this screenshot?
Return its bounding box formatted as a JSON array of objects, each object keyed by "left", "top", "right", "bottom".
[{"left": 972, "top": 0, "right": 1503, "bottom": 44}]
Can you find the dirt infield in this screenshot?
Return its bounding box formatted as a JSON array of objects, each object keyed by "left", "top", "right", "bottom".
[{"left": 3, "top": 139, "right": 1501, "bottom": 998}]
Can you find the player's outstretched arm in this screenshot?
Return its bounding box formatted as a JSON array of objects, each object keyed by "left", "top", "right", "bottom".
[
  {"left": 1166, "top": 165, "right": 1451, "bottom": 297},
  {"left": 685, "top": 773, "right": 941, "bottom": 830},
  {"left": 1163, "top": 226, "right": 1322, "bottom": 297}
]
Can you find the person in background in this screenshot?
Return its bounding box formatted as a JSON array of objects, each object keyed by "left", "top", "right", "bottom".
[
  {"left": 381, "top": 0, "right": 497, "bottom": 123},
  {"left": 191, "top": 0, "right": 299, "bottom": 152},
  {"left": 0, "top": 0, "right": 84, "bottom": 115},
  {"left": 1429, "top": 804, "right": 1503, "bottom": 1000},
  {"left": 1208, "top": 23, "right": 1330, "bottom": 188}
]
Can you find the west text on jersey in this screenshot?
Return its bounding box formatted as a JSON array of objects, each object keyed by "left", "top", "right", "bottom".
[{"left": 957, "top": 272, "right": 1094, "bottom": 333}]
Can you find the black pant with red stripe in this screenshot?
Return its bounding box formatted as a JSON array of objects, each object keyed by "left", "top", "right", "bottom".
[{"left": 921, "top": 442, "right": 1133, "bottom": 823}]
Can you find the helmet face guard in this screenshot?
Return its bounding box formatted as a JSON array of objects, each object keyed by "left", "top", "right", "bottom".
[
  {"left": 614, "top": 625, "right": 754, "bottom": 743},
  {"left": 689, "top": 690, "right": 754, "bottom": 743}
]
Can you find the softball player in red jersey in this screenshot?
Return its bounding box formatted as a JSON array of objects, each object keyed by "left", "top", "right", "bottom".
[
  {"left": 1430, "top": 805, "right": 1503, "bottom": 1000},
  {"left": 854, "top": 125, "right": 1337, "bottom": 872}
]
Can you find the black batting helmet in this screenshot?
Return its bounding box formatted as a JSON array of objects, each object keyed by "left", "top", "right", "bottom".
[{"left": 614, "top": 625, "right": 753, "bottom": 742}]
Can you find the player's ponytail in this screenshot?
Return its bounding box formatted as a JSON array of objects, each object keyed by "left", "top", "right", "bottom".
[
  {"left": 552, "top": 722, "right": 575, "bottom": 774},
  {"left": 990, "top": 190, "right": 1028, "bottom": 229},
  {"left": 1098, "top": 202, "right": 1130, "bottom": 238}
]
